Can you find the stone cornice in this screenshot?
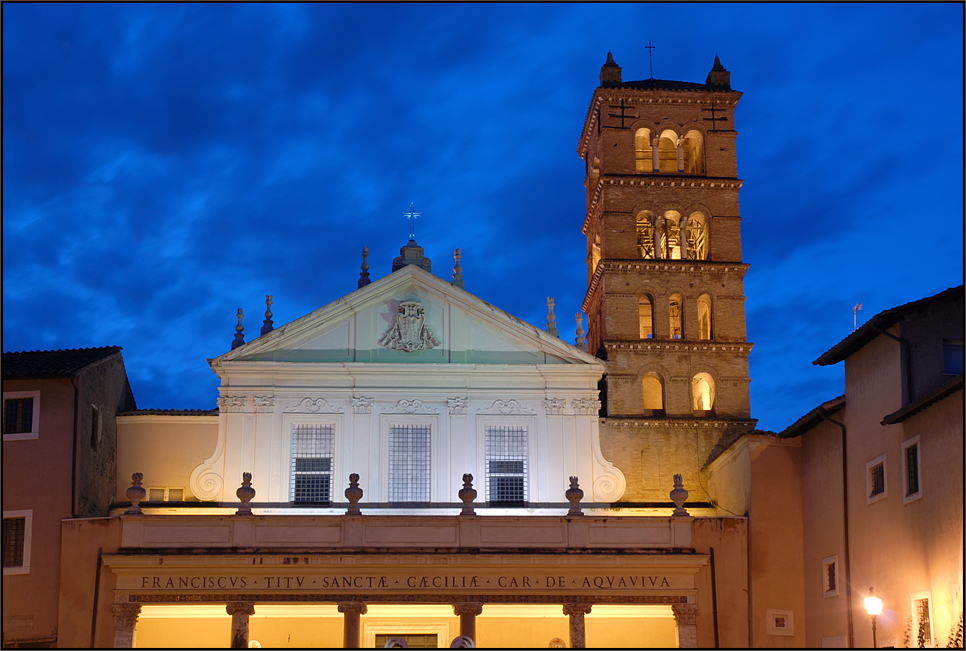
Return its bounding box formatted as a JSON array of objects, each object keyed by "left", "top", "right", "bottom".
[
  {"left": 582, "top": 260, "right": 750, "bottom": 312},
  {"left": 581, "top": 178, "right": 605, "bottom": 235},
  {"left": 602, "top": 340, "right": 753, "bottom": 357},
  {"left": 600, "top": 417, "right": 755, "bottom": 428}
]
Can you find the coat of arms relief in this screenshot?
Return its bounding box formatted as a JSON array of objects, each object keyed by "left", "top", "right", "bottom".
[{"left": 378, "top": 300, "right": 441, "bottom": 352}]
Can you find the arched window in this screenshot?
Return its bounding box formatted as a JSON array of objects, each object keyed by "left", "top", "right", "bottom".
[
  {"left": 692, "top": 373, "right": 715, "bottom": 412},
  {"left": 635, "top": 129, "right": 652, "bottom": 172},
  {"left": 590, "top": 234, "right": 601, "bottom": 274},
  {"left": 686, "top": 212, "right": 709, "bottom": 260},
  {"left": 697, "top": 294, "right": 713, "bottom": 341},
  {"left": 660, "top": 211, "right": 682, "bottom": 260},
  {"left": 669, "top": 293, "right": 684, "bottom": 339},
  {"left": 636, "top": 212, "right": 655, "bottom": 259},
  {"left": 642, "top": 373, "right": 664, "bottom": 416},
  {"left": 683, "top": 130, "right": 704, "bottom": 174},
  {"left": 658, "top": 130, "right": 678, "bottom": 173},
  {"left": 639, "top": 295, "right": 654, "bottom": 338}
]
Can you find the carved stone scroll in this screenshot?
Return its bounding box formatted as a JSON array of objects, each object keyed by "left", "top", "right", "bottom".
[
  {"left": 352, "top": 397, "right": 374, "bottom": 414},
  {"left": 447, "top": 397, "right": 469, "bottom": 415},
  {"left": 384, "top": 399, "right": 438, "bottom": 414},
  {"left": 477, "top": 399, "right": 534, "bottom": 415},
  {"left": 285, "top": 397, "right": 344, "bottom": 414}
]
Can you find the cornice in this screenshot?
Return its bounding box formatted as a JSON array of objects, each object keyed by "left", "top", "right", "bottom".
[
  {"left": 582, "top": 260, "right": 750, "bottom": 312},
  {"left": 602, "top": 340, "right": 753, "bottom": 357},
  {"left": 600, "top": 416, "right": 755, "bottom": 428}
]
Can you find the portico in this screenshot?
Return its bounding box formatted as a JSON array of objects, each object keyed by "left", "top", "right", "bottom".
[{"left": 101, "top": 511, "right": 710, "bottom": 648}]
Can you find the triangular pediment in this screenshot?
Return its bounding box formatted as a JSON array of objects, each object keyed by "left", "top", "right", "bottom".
[{"left": 213, "top": 265, "right": 599, "bottom": 367}]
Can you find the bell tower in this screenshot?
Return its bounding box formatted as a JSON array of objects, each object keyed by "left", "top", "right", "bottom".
[{"left": 578, "top": 53, "right": 756, "bottom": 502}]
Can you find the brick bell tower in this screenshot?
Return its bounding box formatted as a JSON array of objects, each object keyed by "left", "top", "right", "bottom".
[{"left": 578, "top": 53, "right": 756, "bottom": 502}]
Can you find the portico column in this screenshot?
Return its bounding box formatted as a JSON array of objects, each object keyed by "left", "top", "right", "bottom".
[
  {"left": 453, "top": 602, "right": 483, "bottom": 643},
  {"left": 676, "top": 137, "right": 685, "bottom": 172},
  {"left": 227, "top": 602, "right": 255, "bottom": 649},
  {"left": 111, "top": 602, "right": 141, "bottom": 649},
  {"left": 679, "top": 216, "right": 690, "bottom": 260},
  {"left": 338, "top": 601, "right": 367, "bottom": 648},
  {"left": 654, "top": 216, "right": 664, "bottom": 259},
  {"left": 563, "top": 602, "right": 593, "bottom": 649},
  {"left": 671, "top": 603, "right": 699, "bottom": 648},
  {"left": 651, "top": 137, "right": 660, "bottom": 172}
]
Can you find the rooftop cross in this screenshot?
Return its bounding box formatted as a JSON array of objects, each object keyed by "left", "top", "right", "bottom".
[
  {"left": 645, "top": 40, "right": 656, "bottom": 79},
  {"left": 403, "top": 202, "right": 422, "bottom": 241}
]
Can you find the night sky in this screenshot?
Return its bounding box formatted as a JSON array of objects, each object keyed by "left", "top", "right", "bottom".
[{"left": 3, "top": 4, "right": 963, "bottom": 432}]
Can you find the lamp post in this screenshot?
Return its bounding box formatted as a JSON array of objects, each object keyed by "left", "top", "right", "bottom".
[{"left": 864, "top": 587, "right": 882, "bottom": 648}]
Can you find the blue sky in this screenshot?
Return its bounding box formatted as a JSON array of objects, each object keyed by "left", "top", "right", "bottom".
[{"left": 3, "top": 4, "right": 963, "bottom": 432}]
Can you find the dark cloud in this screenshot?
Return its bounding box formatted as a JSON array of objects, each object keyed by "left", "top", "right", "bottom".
[{"left": 3, "top": 4, "right": 963, "bottom": 429}]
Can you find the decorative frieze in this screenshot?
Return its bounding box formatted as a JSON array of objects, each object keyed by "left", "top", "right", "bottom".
[
  {"left": 285, "top": 398, "right": 343, "bottom": 414},
  {"left": 544, "top": 398, "right": 566, "bottom": 416},
  {"left": 253, "top": 396, "right": 275, "bottom": 412},
  {"left": 352, "top": 397, "right": 374, "bottom": 414},
  {"left": 218, "top": 395, "right": 248, "bottom": 413},
  {"left": 384, "top": 399, "right": 438, "bottom": 414},
  {"left": 478, "top": 399, "right": 534, "bottom": 415},
  {"left": 447, "top": 397, "right": 469, "bottom": 415}
]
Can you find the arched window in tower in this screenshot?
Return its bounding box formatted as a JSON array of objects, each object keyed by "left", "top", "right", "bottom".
[
  {"left": 660, "top": 211, "right": 682, "bottom": 260},
  {"left": 669, "top": 293, "right": 684, "bottom": 339},
  {"left": 590, "top": 234, "right": 602, "bottom": 274},
  {"left": 686, "top": 212, "right": 709, "bottom": 260},
  {"left": 683, "top": 130, "right": 705, "bottom": 174},
  {"left": 658, "top": 130, "right": 678, "bottom": 173},
  {"left": 635, "top": 129, "right": 652, "bottom": 172},
  {"left": 697, "top": 294, "right": 713, "bottom": 341},
  {"left": 642, "top": 373, "right": 665, "bottom": 416},
  {"left": 639, "top": 295, "right": 654, "bottom": 338},
  {"left": 636, "top": 212, "right": 655, "bottom": 259},
  {"left": 692, "top": 373, "right": 715, "bottom": 412}
]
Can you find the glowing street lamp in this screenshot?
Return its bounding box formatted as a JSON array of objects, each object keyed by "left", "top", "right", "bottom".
[{"left": 864, "top": 587, "right": 882, "bottom": 648}]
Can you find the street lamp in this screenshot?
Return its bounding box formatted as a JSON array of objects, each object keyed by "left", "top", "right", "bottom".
[{"left": 864, "top": 587, "right": 882, "bottom": 648}]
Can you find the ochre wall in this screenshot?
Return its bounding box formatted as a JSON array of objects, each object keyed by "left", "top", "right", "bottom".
[{"left": 691, "top": 516, "right": 750, "bottom": 648}]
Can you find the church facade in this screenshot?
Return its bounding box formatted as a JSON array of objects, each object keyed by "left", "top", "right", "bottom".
[{"left": 5, "top": 53, "right": 960, "bottom": 649}]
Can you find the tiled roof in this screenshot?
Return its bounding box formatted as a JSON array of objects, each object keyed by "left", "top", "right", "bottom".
[
  {"left": 880, "top": 374, "right": 963, "bottom": 425},
  {"left": 778, "top": 395, "right": 846, "bottom": 439},
  {"left": 702, "top": 428, "right": 777, "bottom": 468},
  {"left": 118, "top": 408, "right": 218, "bottom": 416},
  {"left": 814, "top": 285, "right": 964, "bottom": 366},
  {"left": 617, "top": 78, "right": 720, "bottom": 92},
  {"left": 2, "top": 346, "right": 122, "bottom": 379}
]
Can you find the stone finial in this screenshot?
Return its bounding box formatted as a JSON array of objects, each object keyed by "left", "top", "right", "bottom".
[
  {"left": 384, "top": 637, "right": 409, "bottom": 648},
  {"left": 231, "top": 308, "right": 245, "bottom": 350},
  {"left": 345, "top": 473, "right": 363, "bottom": 515},
  {"left": 575, "top": 312, "right": 587, "bottom": 351},
  {"left": 670, "top": 473, "right": 689, "bottom": 516},
  {"left": 600, "top": 51, "right": 622, "bottom": 87},
  {"left": 566, "top": 476, "right": 584, "bottom": 516},
  {"left": 358, "top": 247, "right": 371, "bottom": 288},
  {"left": 260, "top": 295, "right": 274, "bottom": 336},
  {"left": 125, "top": 473, "right": 146, "bottom": 514},
  {"left": 450, "top": 636, "right": 476, "bottom": 648},
  {"left": 452, "top": 248, "right": 464, "bottom": 289},
  {"left": 546, "top": 298, "right": 559, "bottom": 337},
  {"left": 236, "top": 472, "right": 256, "bottom": 515},
  {"left": 459, "top": 473, "right": 477, "bottom": 515}
]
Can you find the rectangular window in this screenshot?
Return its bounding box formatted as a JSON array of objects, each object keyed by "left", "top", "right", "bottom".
[
  {"left": 90, "top": 404, "right": 101, "bottom": 449},
  {"left": 291, "top": 424, "right": 334, "bottom": 503},
  {"left": 866, "top": 454, "right": 888, "bottom": 504},
  {"left": 388, "top": 424, "right": 431, "bottom": 502},
  {"left": 913, "top": 594, "right": 933, "bottom": 647},
  {"left": 943, "top": 339, "right": 964, "bottom": 375},
  {"left": 485, "top": 426, "right": 528, "bottom": 504},
  {"left": 3, "top": 392, "right": 40, "bottom": 440},
  {"left": 146, "top": 487, "right": 185, "bottom": 502},
  {"left": 902, "top": 436, "right": 922, "bottom": 504},
  {"left": 2, "top": 510, "right": 32, "bottom": 575},
  {"left": 822, "top": 555, "right": 839, "bottom": 598}
]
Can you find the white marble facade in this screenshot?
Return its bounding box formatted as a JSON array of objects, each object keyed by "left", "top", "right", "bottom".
[{"left": 190, "top": 265, "right": 625, "bottom": 505}]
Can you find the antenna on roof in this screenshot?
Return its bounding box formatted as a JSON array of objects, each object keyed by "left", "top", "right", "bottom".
[{"left": 853, "top": 304, "right": 863, "bottom": 332}]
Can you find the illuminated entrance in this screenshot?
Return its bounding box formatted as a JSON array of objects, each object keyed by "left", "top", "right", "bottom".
[{"left": 105, "top": 552, "right": 703, "bottom": 648}]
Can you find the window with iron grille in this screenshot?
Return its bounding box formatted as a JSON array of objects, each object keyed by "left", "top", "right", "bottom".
[
  {"left": 869, "top": 463, "right": 884, "bottom": 497},
  {"left": 3, "top": 398, "right": 33, "bottom": 435},
  {"left": 388, "top": 424, "right": 431, "bottom": 502},
  {"left": 485, "top": 426, "right": 528, "bottom": 504},
  {"left": 290, "top": 424, "right": 334, "bottom": 503},
  {"left": 905, "top": 443, "right": 919, "bottom": 496},
  {"left": 915, "top": 596, "right": 932, "bottom": 646},
  {"left": 821, "top": 555, "right": 839, "bottom": 597},
  {"left": 3, "top": 517, "right": 25, "bottom": 567}
]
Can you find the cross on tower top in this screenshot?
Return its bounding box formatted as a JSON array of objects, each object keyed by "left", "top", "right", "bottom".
[
  {"left": 403, "top": 203, "right": 422, "bottom": 241},
  {"left": 645, "top": 41, "right": 656, "bottom": 79}
]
